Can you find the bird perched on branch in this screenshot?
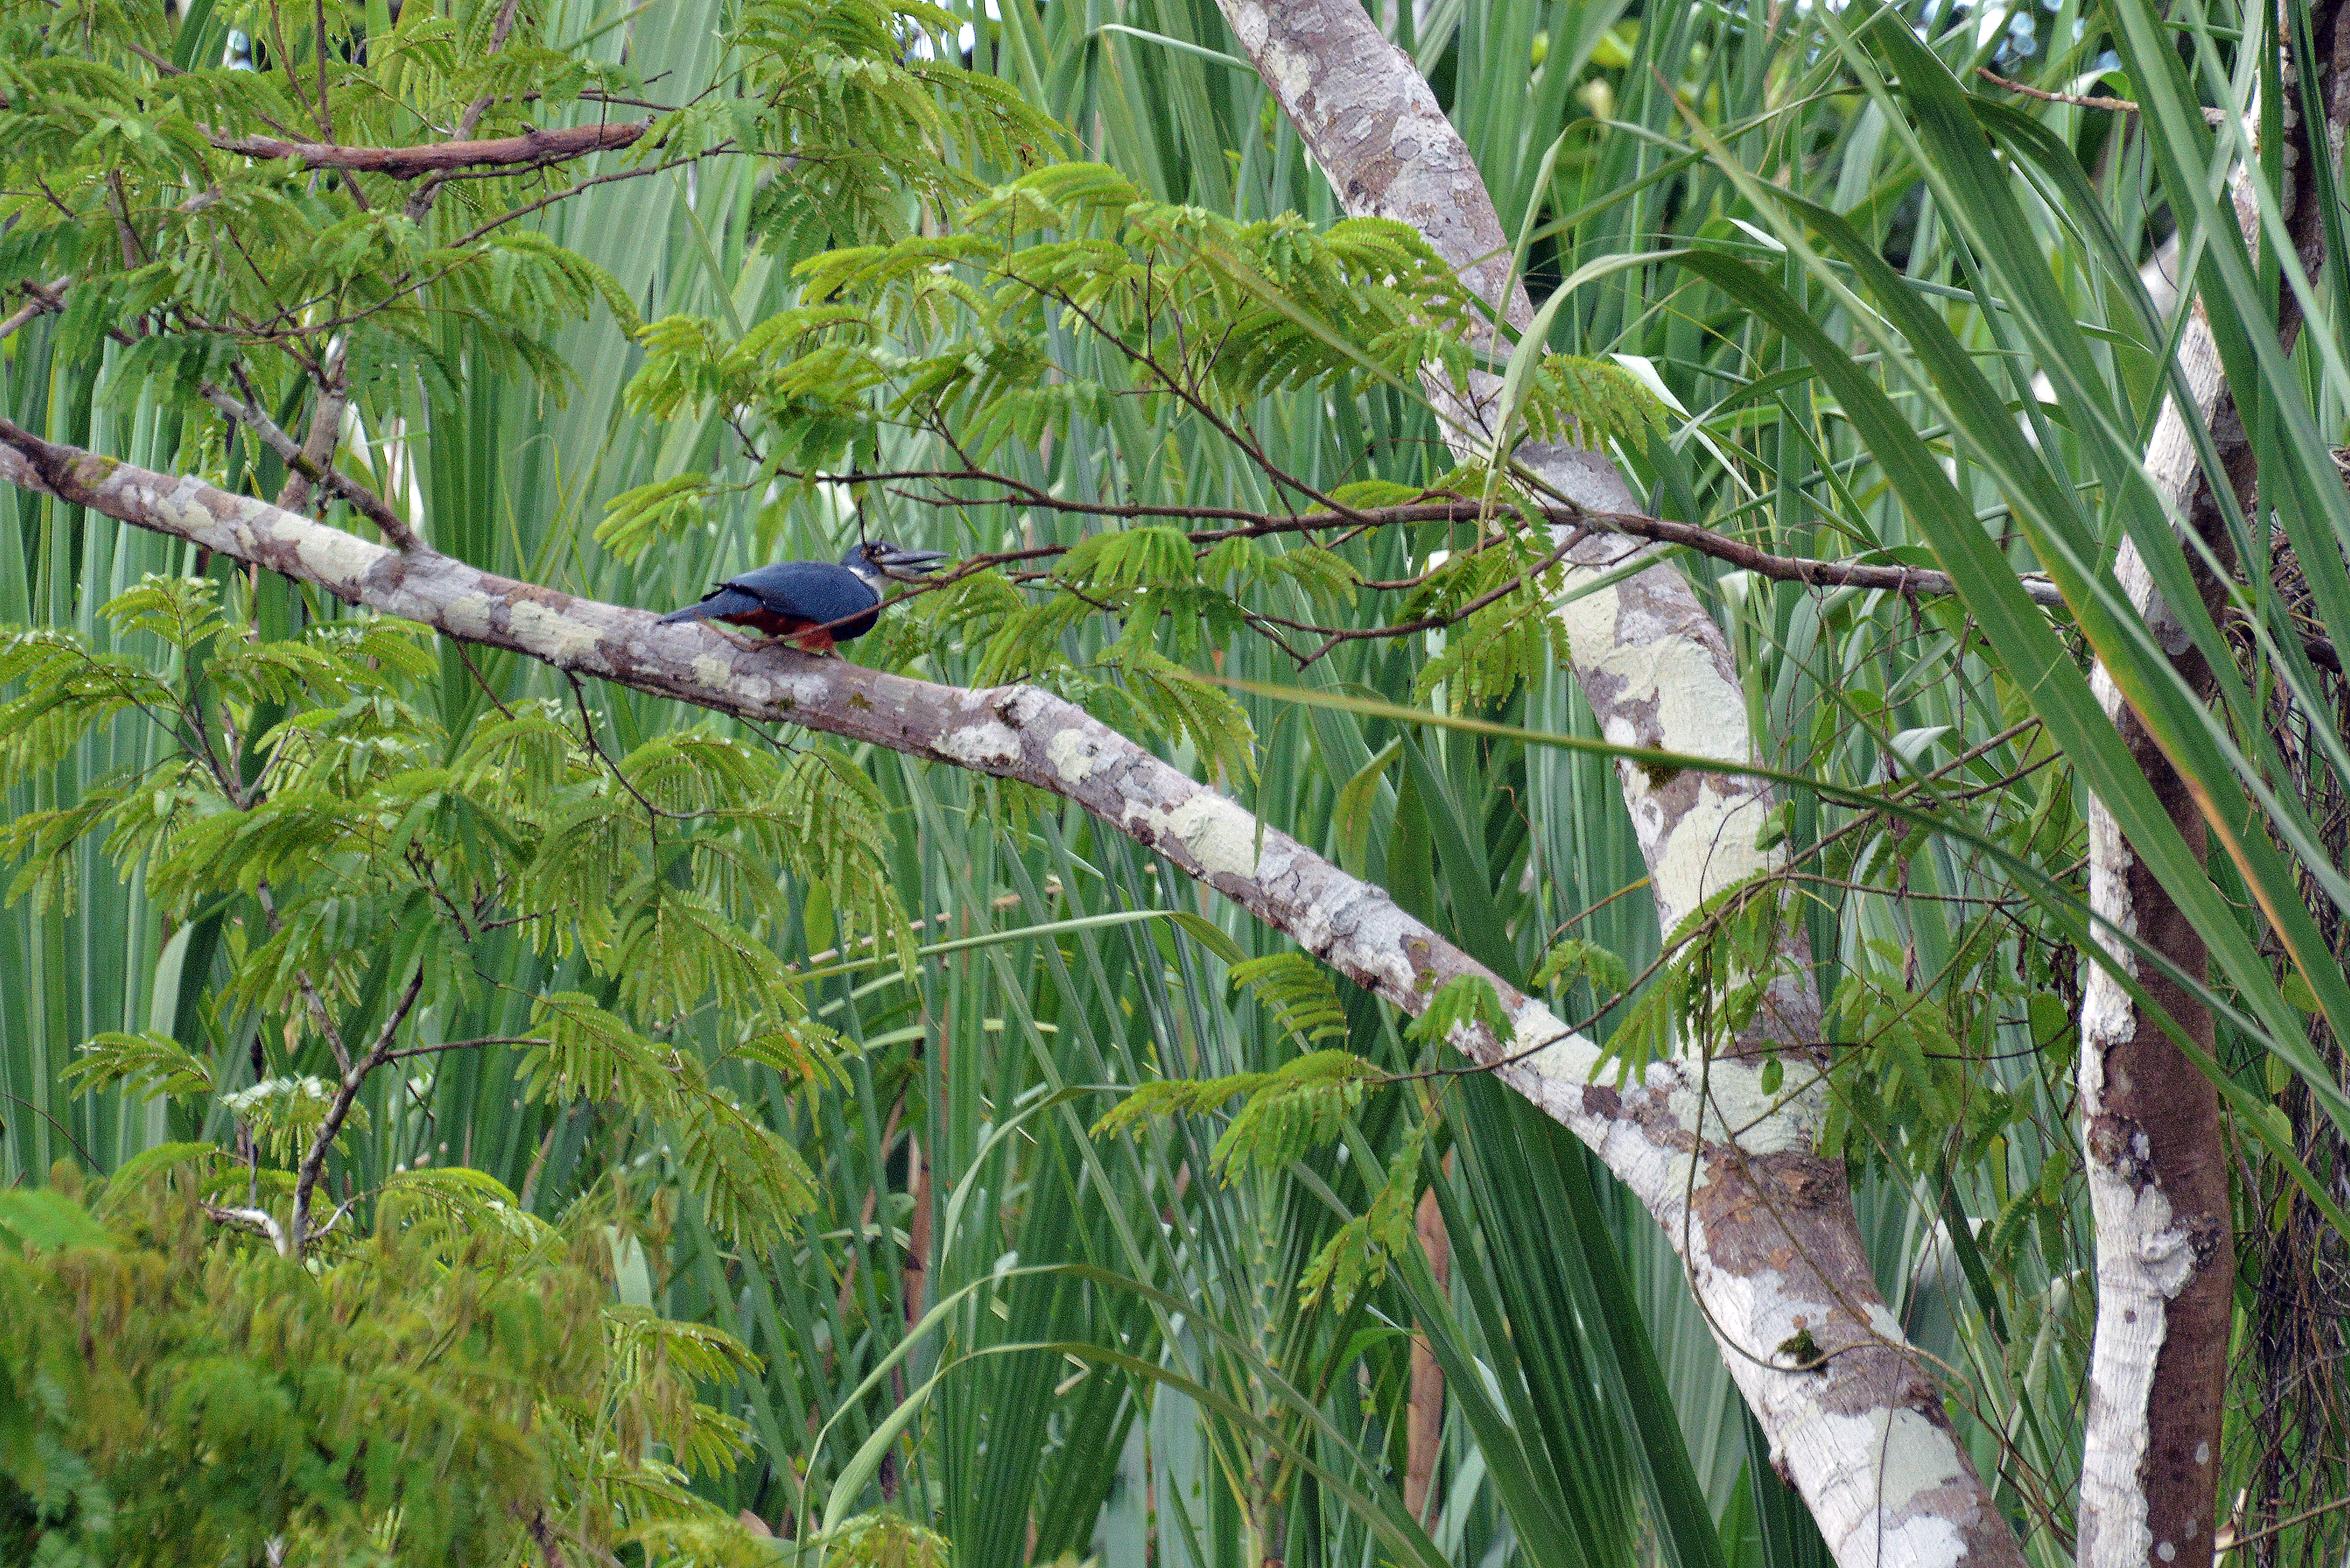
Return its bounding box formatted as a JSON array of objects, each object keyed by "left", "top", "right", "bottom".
[{"left": 659, "top": 540, "right": 949, "bottom": 654}]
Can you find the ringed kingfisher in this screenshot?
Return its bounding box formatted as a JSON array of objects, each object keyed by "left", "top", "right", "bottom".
[{"left": 659, "top": 540, "right": 950, "bottom": 654}]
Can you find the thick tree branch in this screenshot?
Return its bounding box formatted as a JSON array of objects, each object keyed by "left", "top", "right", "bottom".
[
  {"left": 0, "top": 421, "right": 1979, "bottom": 1565},
  {"left": 205, "top": 119, "right": 648, "bottom": 178},
  {"left": 1211, "top": 0, "right": 1814, "bottom": 988},
  {"left": 273, "top": 351, "right": 349, "bottom": 517},
  {"left": 201, "top": 1201, "right": 290, "bottom": 1254},
  {"left": 406, "top": 0, "right": 539, "bottom": 221}
]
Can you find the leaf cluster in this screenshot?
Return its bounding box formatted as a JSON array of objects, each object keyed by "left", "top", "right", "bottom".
[
  {"left": 4, "top": 579, "right": 914, "bottom": 1254},
  {"left": 1600, "top": 872, "right": 1807, "bottom": 1085},
  {"left": 1092, "top": 1047, "right": 1388, "bottom": 1183},
  {"left": 0, "top": 1163, "right": 765, "bottom": 1566},
  {"left": 1297, "top": 1119, "right": 1425, "bottom": 1313},
  {"left": 0, "top": 0, "right": 1057, "bottom": 423},
  {"left": 1228, "top": 953, "right": 1349, "bottom": 1049},
  {"left": 613, "top": 162, "right": 1664, "bottom": 724},
  {"left": 624, "top": 161, "right": 1496, "bottom": 480}
]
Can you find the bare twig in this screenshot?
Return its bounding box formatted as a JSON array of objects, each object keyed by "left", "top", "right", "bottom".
[
  {"left": 290, "top": 967, "right": 426, "bottom": 1256},
  {"left": 380, "top": 1035, "right": 550, "bottom": 1063},
  {"left": 251, "top": 881, "right": 356, "bottom": 1077},
  {"left": 0, "top": 276, "right": 71, "bottom": 343},
  {"left": 1977, "top": 67, "right": 2230, "bottom": 126},
  {"left": 454, "top": 641, "right": 519, "bottom": 719},
  {"left": 207, "top": 120, "right": 649, "bottom": 179},
  {"left": 449, "top": 149, "right": 715, "bottom": 248},
  {"left": 200, "top": 378, "right": 421, "bottom": 549},
  {"left": 517, "top": 1112, "right": 565, "bottom": 1211},
  {"left": 0, "top": 1089, "right": 102, "bottom": 1169}
]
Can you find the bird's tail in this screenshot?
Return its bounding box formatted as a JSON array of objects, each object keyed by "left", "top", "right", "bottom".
[{"left": 658, "top": 587, "right": 760, "bottom": 625}]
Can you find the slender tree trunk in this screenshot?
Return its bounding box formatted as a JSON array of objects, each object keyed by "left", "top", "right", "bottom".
[
  {"left": 2079, "top": 8, "right": 2346, "bottom": 1561},
  {"left": 905, "top": 1132, "right": 931, "bottom": 1331},
  {"left": 1405, "top": 1178, "right": 1451, "bottom": 1529},
  {"left": 2077, "top": 280, "right": 2239, "bottom": 1568}
]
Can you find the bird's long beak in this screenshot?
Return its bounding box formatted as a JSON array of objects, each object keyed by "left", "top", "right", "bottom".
[{"left": 878, "top": 547, "right": 951, "bottom": 576}]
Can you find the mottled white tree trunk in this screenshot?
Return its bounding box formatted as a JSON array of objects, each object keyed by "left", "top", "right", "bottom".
[
  {"left": 2075, "top": 253, "right": 2238, "bottom": 1568},
  {"left": 1211, "top": 6, "right": 2018, "bottom": 1564}
]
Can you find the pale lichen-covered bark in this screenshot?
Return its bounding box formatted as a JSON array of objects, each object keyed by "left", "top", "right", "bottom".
[
  {"left": 1210, "top": 7, "right": 2016, "bottom": 1565},
  {"left": 2076, "top": 266, "right": 2236, "bottom": 1568},
  {"left": 0, "top": 414, "right": 2011, "bottom": 1568},
  {"left": 1214, "top": 0, "right": 1789, "bottom": 947},
  {"left": 2078, "top": 7, "right": 2345, "bottom": 1559}
]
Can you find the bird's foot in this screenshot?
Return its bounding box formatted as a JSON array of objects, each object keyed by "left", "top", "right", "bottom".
[{"left": 709, "top": 624, "right": 767, "bottom": 654}]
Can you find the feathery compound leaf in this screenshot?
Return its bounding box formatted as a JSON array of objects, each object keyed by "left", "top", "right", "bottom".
[
  {"left": 61, "top": 1032, "right": 215, "bottom": 1100},
  {"left": 1531, "top": 938, "right": 1633, "bottom": 998},
  {"left": 1407, "top": 974, "right": 1517, "bottom": 1050},
  {"left": 453, "top": 705, "right": 591, "bottom": 801},
  {"left": 1327, "top": 479, "right": 1429, "bottom": 510},
  {"left": 1228, "top": 953, "right": 1349, "bottom": 1047},
  {"left": 670, "top": 1092, "right": 816, "bottom": 1254},
  {"left": 1092, "top": 1049, "right": 1386, "bottom": 1179},
  {"left": 1514, "top": 354, "right": 1668, "bottom": 450},
  {"left": 378, "top": 1167, "right": 551, "bottom": 1251},
  {"left": 823, "top": 1514, "right": 954, "bottom": 1568},
  {"left": 1590, "top": 872, "right": 1803, "bottom": 1086},
  {"left": 0, "top": 629, "right": 187, "bottom": 780},
  {"left": 1088, "top": 1074, "right": 1268, "bottom": 1142},
  {"left": 1056, "top": 526, "right": 1197, "bottom": 592},
  {"left": 1407, "top": 534, "right": 1571, "bottom": 712},
  {"left": 1299, "top": 1121, "right": 1425, "bottom": 1311},
  {"left": 517, "top": 993, "right": 679, "bottom": 1115},
  {"left": 597, "top": 473, "right": 713, "bottom": 562},
  {"left": 757, "top": 743, "right": 916, "bottom": 977},
  {"left": 0, "top": 794, "right": 120, "bottom": 914},
  {"left": 726, "top": 1014, "right": 843, "bottom": 1087},
  {"left": 98, "top": 1142, "right": 227, "bottom": 1202},
  {"left": 1216, "top": 1051, "right": 1386, "bottom": 1178},
  {"left": 99, "top": 574, "right": 227, "bottom": 648},
  {"left": 219, "top": 1076, "right": 362, "bottom": 1165},
  {"left": 1114, "top": 651, "right": 1257, "bottom": 785},
  {"left": 614, "top": 889, "right": 797, "bottom": 1021}
]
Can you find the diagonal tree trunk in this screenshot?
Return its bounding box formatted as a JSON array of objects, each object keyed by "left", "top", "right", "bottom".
[
  {"left": 1209, "top": 5, "right": 2016, "bottom": 1562},
  {"left": 2079, "top": 6, "right": 2347, "bottom": 1561}
]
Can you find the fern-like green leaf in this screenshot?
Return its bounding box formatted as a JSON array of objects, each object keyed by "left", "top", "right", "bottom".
[
  {"left": 1228, "top": 953, "right": 1349, "bottom": 1047},
  {"left": 61, "top": 1031, "right": 215, "bottom": 1099}
]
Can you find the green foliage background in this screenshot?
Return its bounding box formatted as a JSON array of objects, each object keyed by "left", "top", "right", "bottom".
[{"left": 3, "top": 0, "right": 2347, "bottom": 1564}]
